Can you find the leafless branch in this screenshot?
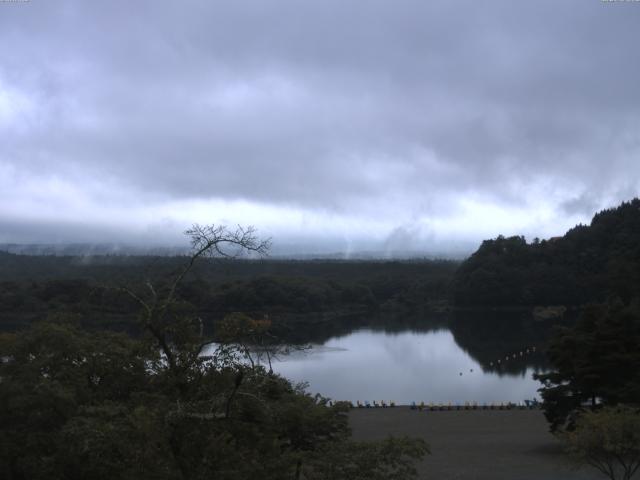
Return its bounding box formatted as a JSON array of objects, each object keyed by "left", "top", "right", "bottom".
[
  {"left": 164, "top": 224, "right": 270, "bottom": 312},
  {"left": 120, "top": 286, "right": 152, "bottom": 316}
]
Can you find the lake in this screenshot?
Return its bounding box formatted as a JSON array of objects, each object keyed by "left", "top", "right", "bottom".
[{"left": 271, "top": 326, "right": 546, "bottom": 405}]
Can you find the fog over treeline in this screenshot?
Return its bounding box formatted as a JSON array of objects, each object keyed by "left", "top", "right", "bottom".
[{"left": 0, "top": 242, "right": 471, "bottom": 260}]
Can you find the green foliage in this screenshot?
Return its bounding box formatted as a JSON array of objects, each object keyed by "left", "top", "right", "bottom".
[
  {"left": 562, "top": 406, "right": 640, "bottom": 480},
  {"left": 0, "top": 259, "right": 457, "bottom": 335},
  {"left": 1, "top": 225, "right": 429, "bottom": 479},
  {"left": 535, "top": 303, "right": 640, "bottom": 431},
  {"left": 1, "top": 320, "right": 427, "bottom": 479},
  {"left": 0, "top": 320, "right": 154, "bottom": 479},
  {"left": 453, "top": 198, "right": 640, "bottom": 307}
]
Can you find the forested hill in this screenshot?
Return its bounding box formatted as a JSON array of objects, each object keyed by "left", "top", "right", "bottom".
[
  {"left": 0, "top": 255, "right": 457, "bottom": 333},
  {"left": 452, "top": 198, "right": 640, "bottom": 307}
]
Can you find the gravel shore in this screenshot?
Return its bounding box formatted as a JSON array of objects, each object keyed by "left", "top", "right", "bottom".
[{"left": 349, "top": 408, "right": 602, "bottom": 480}]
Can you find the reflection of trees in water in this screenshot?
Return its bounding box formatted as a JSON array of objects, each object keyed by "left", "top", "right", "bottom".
[
  {"left": 244, "top": 309, "right": 577, "bottom": 379},
  {"left": 268, "top": 311, "right": 449, "bottom": 345},
  {"left": 447, "top": 310, "right": 575, "bottom": 376}
]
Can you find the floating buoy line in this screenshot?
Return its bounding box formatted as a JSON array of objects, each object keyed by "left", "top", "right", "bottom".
[{"left": 488, "top": 345, "right": 537, "bottom": 368}]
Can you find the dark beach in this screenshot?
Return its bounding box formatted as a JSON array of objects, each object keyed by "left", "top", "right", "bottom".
[{"left": 350, "top": 408, "right": 602, "bottom": 480}]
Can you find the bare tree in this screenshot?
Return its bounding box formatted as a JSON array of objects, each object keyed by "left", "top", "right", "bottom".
[{"left": 121, "top": 224, "right": 270, "bottom": 373}]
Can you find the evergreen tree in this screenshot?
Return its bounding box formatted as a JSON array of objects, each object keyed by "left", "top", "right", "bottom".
[{"left": 535, "top": 302, "right": 640, "bottom": 431}]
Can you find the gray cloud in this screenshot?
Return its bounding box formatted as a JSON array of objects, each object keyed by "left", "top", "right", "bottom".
[
  {"left": 561, "top": 193, "right": 601, "bottom": 218},
  {"left": 1, "top": 0, "right": 639, "bottom": 253}
]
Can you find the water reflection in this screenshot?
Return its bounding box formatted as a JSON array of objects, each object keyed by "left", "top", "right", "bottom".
[
  {"left": 273, "top": 327, "right": 546, "bottom": 405},
  {"left": 449, "top": 310, "right": 550, "bottom": 375}
]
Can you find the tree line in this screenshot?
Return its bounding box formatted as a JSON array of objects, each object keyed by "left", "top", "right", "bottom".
[
  {"left": 452, "top": 199, "right": 640, "bottom": 307},
  {"left": 0, "top": 255, "right": 456, "bottom": 336}
]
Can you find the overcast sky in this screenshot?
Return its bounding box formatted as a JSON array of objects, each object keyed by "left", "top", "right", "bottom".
[{"left": 1, "top": 0, "right": 639, "bottom": 256}]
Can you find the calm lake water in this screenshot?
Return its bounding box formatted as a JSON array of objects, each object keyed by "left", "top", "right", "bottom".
[{"left": 271, "top": 327, "right": 545, "bottom": 405}]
